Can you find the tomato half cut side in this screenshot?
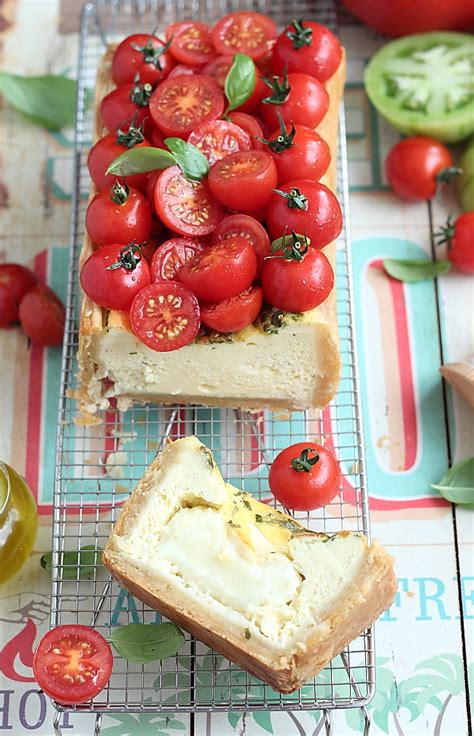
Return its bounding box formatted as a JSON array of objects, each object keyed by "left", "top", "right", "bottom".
[
  {"left": 154, "top": 165, "right": 224, "bottom": 237},
  {"left": 212, "top": 214, "right": 270, "bottom": 276},
  {"left": 208, "top": 150, "right": 277, "bottom": 210},
  {"left": 130, "top": 281, "right": 201, "bottom": 352},
  {"left": 33, "top": 625, "right": 113, "bottom": 705},
  {"left": 149, "top": 74, "right": 224, "bottom": 138},
  {"left": 212, "top": 11, "right": 277, "bottom": 60},
  {"left": 151, "top": 238, "right": 204, "bottom": 281},
  {"left": 166, "top": 21, "right": 216, "bottom": 66},
  {"left": 188, "top": 120, "right": 251, "bottom": 165},
  {"left": 227, "top": 112, "right": 266, "bottom": 150},
  {"left": 202, "top": 55, "right": 234, "bottom": 87},
  {"left": 200, "top": 285, "right": 263, "bottom": 333}
]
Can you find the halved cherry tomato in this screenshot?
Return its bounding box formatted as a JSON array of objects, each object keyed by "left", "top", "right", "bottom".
[
  {"left": 212, "top": 11, "right": 277, "bottom": 61},
  {"left": 265, "top": 123, "right": 331, "bottom": 185},
  {"left": 272, "top": 21, "right": 342, "bottom": 82},
  {"left": 212, "top": 214, "right": 270, "bottom": 276},
  {"left": 87, "top": 125, "right": 151, "bottom": 193},
  {"left": 202, "top": 55, "right": 233, "bottom": 87},
  {"left": 80, "top": 242, "right": 151, "bottom": 312},
  {"left": 85, "top": 181, "right": 152, "bottom": 247},
  {"left": 100, "top": 81, "right": 153, "bottom": 135},
  {"left": 18, "top": 284, "right": 65, "bottom": 346},
  {"left": 261, "top": 244, "right": 334, "bottom": 313},
  {"left": 178, "top": 237, "right": 257, "bottom": 301},
  {"left": 151, "top": 237, "right": 204, "bottom": 281},
  {"left": 267, "top": 179, "right": 342, "bottom": 249},
  {"left": 227, "top": 112, "right": 265, "bottom": 150},
  {"left": 154, "top": 165, "right": 224, "bottom": 237},
  {"left": 130, "top": 281, "right": 200, "bottom": 352},
  {"left": 112, "top": 33, "right": 176, "bottom": 86},
  {"left": 208, "top": 150, "right": 277, "bottom": 211},
  {"left": 166, "top": 21, "right": 215, "bottom": 66},
  {"left": 33, "top": 625, "right": 113, "bottom": 705},
  {"left": 167, "top": 63, "right": 200, "bottom": 78},
  {"left": 269, "top": 442, "right": 341, "bottom": 511},
  {"left": 200, "top": 285, "right": 263, "bottom": 333},
  {"left": 187, "top": 120, "right": 251, "bottom": 165},
  {"left": 0, "top": 264, "right": 38, "bottom": 327},
  {"left": 150, "top": 74, "right": 224, "bottom": 138},
  {"left": 259, "top": 72, "right": 329, "bottom": 131},
  {"left": 385, "top": 136, "right": 455, "bottom": 201}
]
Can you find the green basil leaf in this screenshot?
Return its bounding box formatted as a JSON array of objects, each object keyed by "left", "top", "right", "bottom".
[
  {"left": 164, "top": 137, "right": 209, "bottom": 181},
  {"left": 109, "top": 623, "right": 185, "bottom": 663},
  {"left": 383, "top": 258, "right": 451, "bottom": 283},
  {"left": 106, "top": 146, "right": 176, "bottom": 176},
  {"left": 224, "top": 54, "right": 256, "bottom": 113},
  {"left": 41, "top": 545, "right": 103, "bottom": 579},
  {"left": 0, "top": 72, "right": 77, "bottom": 130},
  {"left": 431, "top": 457, "right": 474, "bottom": 506}
]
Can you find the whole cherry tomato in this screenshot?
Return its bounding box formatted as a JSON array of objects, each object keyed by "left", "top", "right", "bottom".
[
  {"left": 208, "top": 150, "right": 277, "bottom": 211},
  {"left": 263, "top": 120, "right": 331, "bottom": 185},
  {"left": 100, "top": 79, "right": 154, "bottom": 135},
  {"left": 112, "top": 33, "right": 176, "bottom": 86},
  {"left": 18, "top": 284, "right": 65, "bottom": 346},
  {"left": 272, "top": 20, "right": 342, "bottom": 82},
  {"left": 80, "top": 242, "right": 151, "bottom": 311},
  {"left": 259, "top": 72, "right": 329, "bottom": 131},
  {"left": 87, "top": 122, "right": 151, "bottom": 193},
  {"left": 385, "top": 136, "right": 456, "bottom": 201},
  {"left": 437, "top": 212, "right": 474, "bottom": 274},
  {"left": 0, "top": 264, "right": 38, "bottom": 327},
  {"left": 85, "top": 181, "right": 152, "bottom": 247}
]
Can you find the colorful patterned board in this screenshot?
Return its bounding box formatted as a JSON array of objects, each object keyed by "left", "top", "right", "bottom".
[{"left": 0, "top": 2, "right": 473, "bottom": 734}]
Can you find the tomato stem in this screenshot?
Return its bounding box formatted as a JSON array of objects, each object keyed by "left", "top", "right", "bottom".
[
  {"left": 261, "top": 68, "right": 290, "bottom": 106},
  {"left": 107, "top": 241, "right": 143, "bottom": 271},
  {"left": 273, "top": 186, "right": 308, "bottom": 210},
  {"left": 286, "top": 19, "right": 313, "bottom": 50},
  {"left": 257, "top": 112, "right": 295, "bottom": 153},
  {"left": 435, "top": 166, "right": 462, "bottom": 187},
  {"left": 129, "top": 74, "right": 154, "bottom": 107},
  {"left": 435, "top": 215, "right": 455, "bottom": 250},
  {"left": 269, "top": 231, "right": 310, "bottom": 260},
  {"left": 116, "top": 120, "right": 145, "bottom": 148},
  {"left": 131, "top": 34, "right": 173, "bottom": 71},
  {"left": 291, "top": 447, "right": 320, "bottom": 472},
  {"left": 110, "top": 180, "right": 130, "bottom": 205}
]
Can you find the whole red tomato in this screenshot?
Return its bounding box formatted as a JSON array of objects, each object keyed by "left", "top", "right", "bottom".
[
  {"left": 208, "top": 150, "right": 277, "bottom": 211},
  {"left": 80, "top": 242, "right": 151, "bottom": 312},
  {"left": 0, "top": 264, "right": 38, "bottom": 327},
  {"left": 341, "top": 0, "right": 474, "bottom": 37},
  {"left": 272, "top": 20, "right": 342, "bottom": 82},
  {"left": 19, "top": 284, "right": 65, "bottom": 346},
  {"left": 259, "top": 72, "right": 329, "bottom": 132},
  {"left": 385, "top": 136, "right": 456, "bottom": 201},
  {"left": 437, "top": 212, "right": 474, "bottom": 274},
  {"left": 85, "top": 181, "right": 152, "bottom": 247},
  {"left": 269, "top": 441, "right": 342, "bottom": 511},
  {"left": 264, "top": 121, "right": 331, "bottom": 185},
  {"left": 112, "top": 33, "right": 176, "bottom": 86},
  {"left": 87, "top": 124, "right": 151, "bottom": 193},
  {"left": 100, "top": 80, "right": 153, "bottom": 135}
]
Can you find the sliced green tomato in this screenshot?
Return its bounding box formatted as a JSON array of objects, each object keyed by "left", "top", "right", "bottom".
[{"left": 365, "top": 32, "right": 474, "bottom": 143}]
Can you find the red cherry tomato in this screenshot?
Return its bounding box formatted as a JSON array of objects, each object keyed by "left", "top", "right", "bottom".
[
  {"left": 261, "top": 242, "right": 334, "bottom": 313},
  {"left": 267, "top": 179, "right": 342, "bottom": 249},
  {"left": 202, "top": 54, "right": 233, "bottom": 87},
  {"left": 80, "top": 242, "right": 151, "bottom": 311},
  {"left": 130, "top": 281, "right": 200, "bottom": 352},
  {"left": 385, "top": 136, "right": 455, "bottom": 201},
  {"left": 212, "top": 11, "right": 277, "bottom": 61},
  {"left": 0, "top": 264, "right": 38, "bottom": 327},
  {"left": 100, "top": 81, "right": 153, "bottom": 134},
  {"left": 149, "top": 74, "right": 224, "bottom": 138},
  {"left": 18, "top": 284, "right": 65, "bottom": 346},
  {"left": 178, "top": 237, "right": 257, "bottom": 301},
  {"left": 235, "top": 75, "right": 268, "bottom": 114},
  {"left": 166, "top": 21, "right": 215, "bottom": 66},
  {"left": 265, "top": 123, "right": 331, "bottom": 185},
  {"left": 200, "top": 285, "right": 263, "bottom": 333},
  {"left": 212, "top": 214, "right": 270, "bottom": 276},
  {"left": 167, "top": 63, "right": 200, "bottom": 79},
  {"left": 33, "top": 625, "right": 113, "bottom": 705},
  {"left": 259, "top": 72, "right": 329, "bottom": 131},
  {"left": 439, "top": 212, "right": 474, "bottom": 274},
  {"left": 149, "top": 126, "right": 166, "bottom": 148},
  {"left": 87, "top": 126, "right": 151, "bottom": 193},
  {"left": 112, "top": 33, "right": 176, "bottom": 86},
  {"left": 139, "top": 237, "right": 159, "bottom": 263},
  {"left": 154, "top": 165, "right": 224, "bottom": 237},
  {"left": 151, "top": 237, "right": 204, "bottom": 281},
  {"left": 208, "top": 150, "right": 277, "bottom": 211},
  {"left": 227, "top": 112, "right": 265, "bottom": 150},
  {"left": 85, "top": 181, "right": 152, "bottom": 247},
  {"left": 272, "top": 21, "right": 342, "bottom": 82},
  {"left": 187, "top": 120, "right": 251, "bottom": 165},
  {"left": 269, "top": 442, "right": 342, "bottom": 511}
]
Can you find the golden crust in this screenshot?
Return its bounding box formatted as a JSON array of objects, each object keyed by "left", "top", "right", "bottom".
[{"left": 77, "top": 48, "right": 346, "bottom": 414}]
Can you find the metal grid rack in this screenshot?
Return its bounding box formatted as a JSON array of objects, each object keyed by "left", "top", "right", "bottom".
[{"left": 50, "top": 0, "right": 372, "bottom": 733}]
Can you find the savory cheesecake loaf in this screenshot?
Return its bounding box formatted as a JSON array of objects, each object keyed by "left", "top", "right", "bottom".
[
  {"left": 77, "top": 47, "right": 345, "bottom": 416},
  {"left": 103, "top": 437, "right": 397, "bottom": 692}
]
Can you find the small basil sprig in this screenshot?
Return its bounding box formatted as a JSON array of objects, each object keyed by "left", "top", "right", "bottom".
[
  {"left": 109, "top": 623, "right": 185, "bottom": 663},
  {"left": 0, "top": 72, "right": 77, "bottom": 130},
  {"left": 383, "top": 258, "right": 451, "bottom": 283},
  {"left": 106, "top": 138, "right": 209, "bottom": 182},
  {"left": 431, "top": 458, "right": 474, "bottom": 506},
  {"left": 41, "top": 545, "right": 103, "bottom": 579},
  {"left": 224, "top": 54, "right": 256, "bottom": 113}
]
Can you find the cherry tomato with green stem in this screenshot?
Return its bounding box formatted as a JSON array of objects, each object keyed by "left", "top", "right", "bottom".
[
  {"left": 112, "top": 33, "right": 176, "bottom": 86},
  {"left": 85, "top": 181, "right": 152, "bottom": 247},
  {"left": 80, "top": 242, "right": 151, "bottom": 312},
  {"left": 100, "top": 79, "right": 154, "bottom": 136},
  {"left": 87, "top": 123, "right": 151, "bottom": 193},
  {"left": 272, "top": 20, "right": 342, "bottom": 82},
  {"left": 437, "top": 212, "right": 474, "bottom": 274},
  {"left": 385, "top": 136, "right": 459, "bottom": 201},
  {"left": 263, "top": 118, "right": 331, "bottom": 184},
  {"left": 259, "top": 71, "right": 329, "bottom": 132}
]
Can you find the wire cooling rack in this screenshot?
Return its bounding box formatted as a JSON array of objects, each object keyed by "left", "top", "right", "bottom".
[{"left": 50, "top": 1, "right": 373, "bottom": 733}]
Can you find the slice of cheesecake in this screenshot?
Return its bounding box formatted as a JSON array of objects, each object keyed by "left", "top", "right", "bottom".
[
  {"left": 103, "top": 436, "right": 397, "bottom": 693},
  {"left": 76, "top": 48, "right": 345, "bottom": 417}
]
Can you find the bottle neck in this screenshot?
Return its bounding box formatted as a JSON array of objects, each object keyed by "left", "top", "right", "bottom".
[{"left": 0, "top": 464, "right": 12, "bottom": 527}]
